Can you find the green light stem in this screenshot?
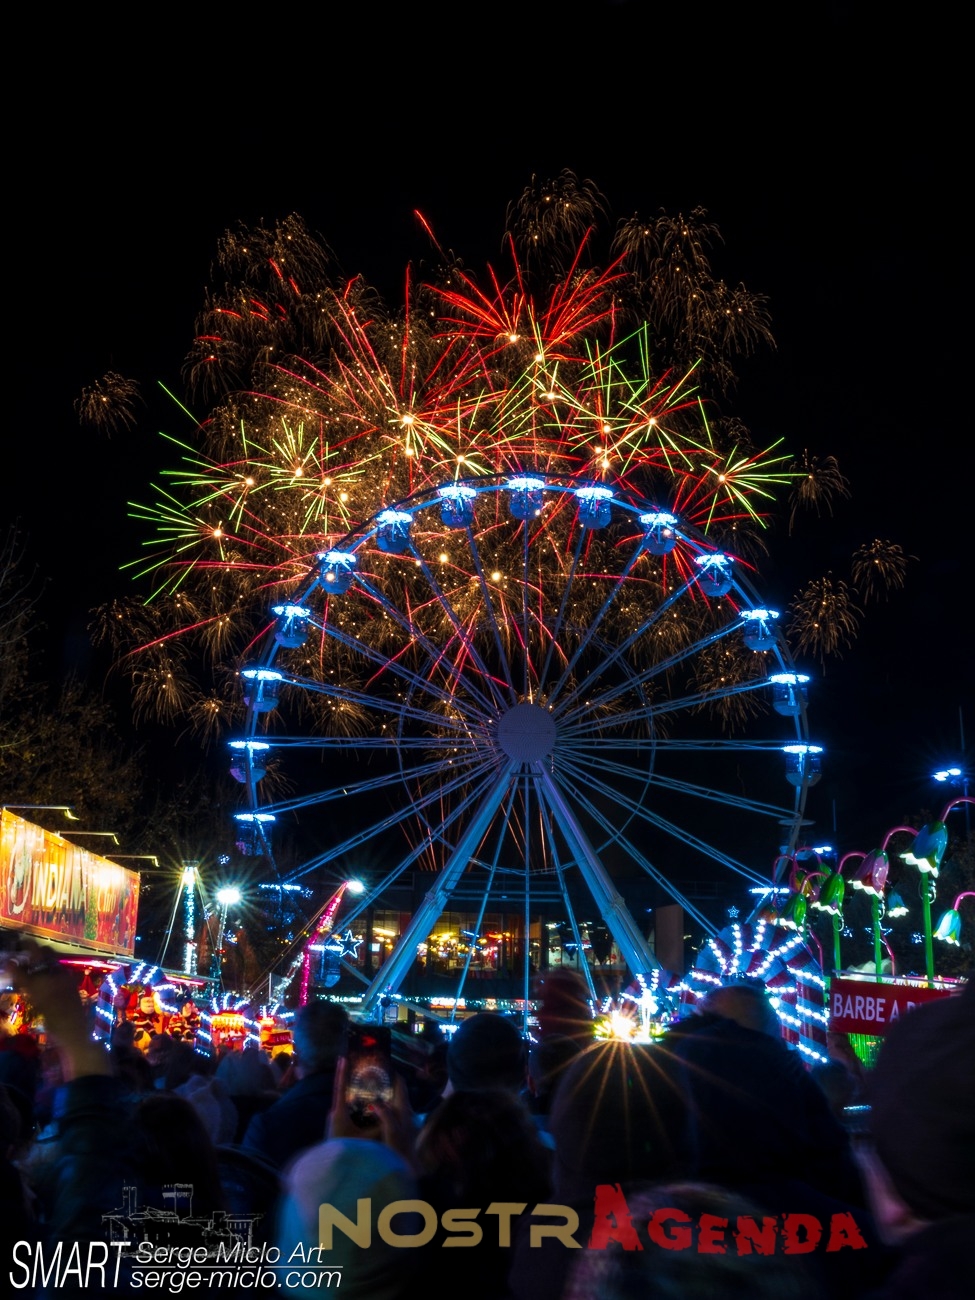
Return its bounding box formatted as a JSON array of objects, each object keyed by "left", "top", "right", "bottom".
[
  {"left": 872, "top": 896, "right": 883, "bottom": 982},
  {"left": 833, "top": 913, "right": 843, "bottom": 974},
  {"left": 922, "top": 881, "right": 935, "bottom": 987}
]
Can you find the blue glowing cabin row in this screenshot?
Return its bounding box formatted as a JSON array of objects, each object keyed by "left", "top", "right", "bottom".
[
  {"left": 367, "top": 483, "right": 686, "bottom": 553},
  {"left": 316, "top": 543, "right": 736, "bottom": 606}
]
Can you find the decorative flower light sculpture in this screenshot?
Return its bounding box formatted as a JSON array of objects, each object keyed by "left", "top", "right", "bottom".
[
  {"left": 900, "top": 798, "right": 974, "bottom": 984},
  {"left": 934, "top": 891, "right": 975, "bottom": 948}
]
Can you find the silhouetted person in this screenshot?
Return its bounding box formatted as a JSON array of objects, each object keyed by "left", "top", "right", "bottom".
[
  {"left": 672, "top": 982, "right": 865, "bottom": 1206},
  {"left": 417, "top": 1088, "right": 552, "bottom": 1299},
  {"left": 444, "top": 1011, "right": 528, "bottom": 1096},
  {"left": 242, "top": 999, "right": 348, "bottom": 1169},
  {"left": 859, "top": 978, "right": 975, "bottom": 1299},
  {"left": 509, "top": 1039, "right": 694, "bottom": 1300}
]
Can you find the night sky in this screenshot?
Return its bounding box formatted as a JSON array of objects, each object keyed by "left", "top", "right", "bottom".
[{"left": 12, "top": 4, "right": 969, "bottom": 864}]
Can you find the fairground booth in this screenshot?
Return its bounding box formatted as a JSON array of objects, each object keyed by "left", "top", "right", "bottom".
[{"left": 0, "top": 809, "right": 207, "bottom": 1046}]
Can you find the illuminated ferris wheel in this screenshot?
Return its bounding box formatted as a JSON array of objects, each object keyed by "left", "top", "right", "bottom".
[{"left": 230, "top": 473, "right": 818, "bottom": 1015}]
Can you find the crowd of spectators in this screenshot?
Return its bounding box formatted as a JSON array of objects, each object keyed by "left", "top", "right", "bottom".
[{"left": 1, "top": 939, "right": 972, "bottom": 1299}]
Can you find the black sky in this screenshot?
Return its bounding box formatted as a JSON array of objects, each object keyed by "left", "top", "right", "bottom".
[{"left": 11, "top": 3, "right": 971, "bottom": 857}]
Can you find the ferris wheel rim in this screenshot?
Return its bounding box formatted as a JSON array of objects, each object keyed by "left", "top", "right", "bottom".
[{"left": 234, "top": 470, "right": 816, "bottom": 1011}]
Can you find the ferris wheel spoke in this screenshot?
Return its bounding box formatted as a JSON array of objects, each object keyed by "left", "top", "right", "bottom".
[
  {"left": 561, "top": 751, "right": 789, "bottom": 827},
  {"left": 540, "top": 808, "right": 599, "bottom": 1003},
  {"left": 545, "top": 546, "right": 645, "bottom": 707},
  {"left": 549, "top": 573, "right": 697, "bottom": 718},
  {"left": 461, "top": 524, "right": 519, "bottom": 703},
  {"left": 261, "top": 734, "right": 484, "bottom": 751},
  {"left": 403, "top": 543, "right": 511, "bottom": 713},
  {"left": 259, "top": 753, "right": 484, "bottom": 817},
  {"left": 360, "top": 767, "right": 518, "bottom": 1011},
  {"left": 629, "top": 738, "right": 805, "bottom": 753},
  {"left": 536, "top": 527, "right": 587, "bottom": 695},
  {"left": 281, "top": 755, "right": 502, "bottom": 880},
  {"left": 446, "top": 783, "right": 520, "bottom": 1020},
  {"left": 533, "top": 766, "right": 659, "bottom": 974},
  {"left": 555, "top": 761, "right": 773, "bottom": 887},
  {"left": 303, "top": 616, "right": 492, "bottom": 724},
  {"left": 521, "top": 516, "right": 531, "bottom": 695},
  {"left": 565, "top": 752, "right": 797, "bottom": 821},
  {"left": 351, "top": 576, "right": 500, "bottom": 720},
  {"left": 281, "top": 671, "right": 487, "bottom": 734},
  {"left": 559, "top": 617, "right": 744, "bottom": 726},
  {"left": 548, "top": 773, "right": 732, "bottom": 930},
  {"left": 332, "top": 767, "right": 515, "bottom": 938},
  {"left": 520, "top": 776, "right": 534, "bottom": 1033},
  {"left": 559, "top": 673, "right": 773, "bottom": 738}
]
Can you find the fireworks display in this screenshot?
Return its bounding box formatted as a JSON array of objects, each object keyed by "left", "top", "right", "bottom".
[
  {"left": 99, "top": 186, "right": 818, "bottom": 728},
  {"left": 75, "top": 371, "right": 144, "bottom": 436},
  {"left": 82, "top": 174, "right": 926, "bottom": 1006}
]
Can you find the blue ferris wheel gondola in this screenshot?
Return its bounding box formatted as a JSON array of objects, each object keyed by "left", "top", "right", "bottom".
[
  {"left": 318, "top": 550, "right": 357, "bottom": 593},
  {"left": 272, "top": 605, "right": 311, "bottom": 649},
  {"left": 437, "top": 484, "right": 478, "bottom": 529},
  {"left": 241, "top": 666, "right": 284, "bottom": 712},
  {"left": 742, "top": 609, "right": 780, "bottom": 651},
  {"left": 375, "top": 510, "right": 413, "bottom": 554},
  {"left": 507, "top": 475, "right": 546, "bottom": 520},
  {"left": 639, "top": 511, "right": 678, "bottom": 555},
  {"left": 694, "top": 553, "right": 734, "bottom": 597},
  {"left": 575, "top": 484, "right": 614, "bottom": 530}
]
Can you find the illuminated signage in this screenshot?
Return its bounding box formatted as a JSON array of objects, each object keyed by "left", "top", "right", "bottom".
[
  {"left": 829, "top": 976, "right": 953, "bottom": 1035},
  {"left": 0, "top": 810, "right": 140, "bottom": 956}
]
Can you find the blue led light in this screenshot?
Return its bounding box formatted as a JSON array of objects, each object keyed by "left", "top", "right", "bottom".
[
  {"left": 693, "top": 553, "right": 733, "bottom": 596},
  {"left": 437, "top": 484, "right": 478, "bottom": 528},
  {"left": 317, "top": 550, "right": 358, "bottom": 594}
]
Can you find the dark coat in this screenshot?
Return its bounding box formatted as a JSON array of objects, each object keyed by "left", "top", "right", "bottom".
[{"left": 241, "top": 1069, "right": 336, "bottom": 1170}]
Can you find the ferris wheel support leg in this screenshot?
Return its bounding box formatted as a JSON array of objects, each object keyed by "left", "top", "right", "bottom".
[
  {"left": 359, "top": 768, "right": 516, "bottom": 1017},
  {"left": 535, "top": 768, "right": 660, "bottom": 979}
]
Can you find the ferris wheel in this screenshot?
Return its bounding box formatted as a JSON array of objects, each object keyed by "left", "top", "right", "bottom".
[{"left": 230, "top": 473, "right": 818, "bottom": 1015}]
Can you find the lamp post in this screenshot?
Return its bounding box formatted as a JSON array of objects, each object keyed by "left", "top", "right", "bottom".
[
  {"left": 932, "top": 768, "right": 971, "bottom": 837},
  {"left": 214, "top": 886, "right": 241, "bottom": 992}
]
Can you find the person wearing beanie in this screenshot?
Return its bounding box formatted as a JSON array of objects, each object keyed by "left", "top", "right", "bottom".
[
  {"left": 508, "top": 1040, "right": 693, "bottom": 1300},
  {"left": 275, "top": 1137, "right": 421, "bottom": 1300},
  {"left": 444, "top": 1012, "right": 528, "bottom": 1095}
]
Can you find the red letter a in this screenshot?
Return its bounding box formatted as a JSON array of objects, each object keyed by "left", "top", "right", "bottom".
[
  {"left": 826, "top": 1213, "right": 868, "bottom": 1252},
  {"left": 589, "top": 1184, "right": 642, "bottom": 1251}
]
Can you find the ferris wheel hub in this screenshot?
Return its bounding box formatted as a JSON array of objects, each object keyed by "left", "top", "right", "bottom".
[{"left": 497, "top": 701, "right": 558, "bottom": 763}]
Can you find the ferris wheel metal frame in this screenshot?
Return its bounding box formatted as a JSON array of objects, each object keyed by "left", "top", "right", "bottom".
[{"left": 230, "top": 472, "right": 818, "bottom": 1017}]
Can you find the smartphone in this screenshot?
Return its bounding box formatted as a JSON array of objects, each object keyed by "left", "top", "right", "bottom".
[{"left": 345, "top": 1023, "right": 394, "bottom": 1126}]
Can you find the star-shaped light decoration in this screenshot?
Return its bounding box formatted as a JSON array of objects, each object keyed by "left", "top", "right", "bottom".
[
  {"left": 727, "top": 906, "right": 739, "bottom": 919},
  {"left": 339, "top": 930, "right": 363, "bottom": 960}
]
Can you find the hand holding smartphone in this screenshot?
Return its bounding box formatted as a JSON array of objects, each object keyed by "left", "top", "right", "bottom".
[{"left": 344, "top": 1023, "right": 394, "bottom": 1127}]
